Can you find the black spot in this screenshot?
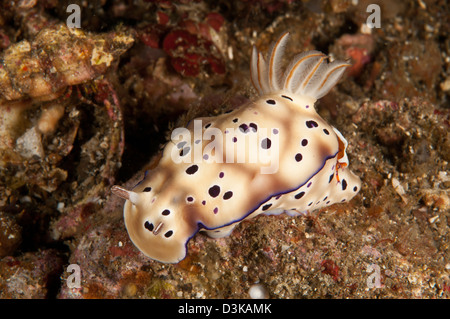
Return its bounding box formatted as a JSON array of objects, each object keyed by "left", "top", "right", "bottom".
[
  {"left": 353, "top": 186, "right": 358, "bottom": 192},
  {"left": 177, "top": 141, "right": 187, "bottom": 149},
  {"left": 342, "top": 179, "right": 348, "bottom": 191},
  {"left": 223, "top": 191, "right": 233, "bottom": 200},
  {"left": 295, "top": 191, "right": 305, "bottom": 199},
  {"left": 308, "top": 202, "right": 313, "bottom": 206},
  {"left": 329, "top": 174, "right": 334, "bottom": 183},
  {"left": 232, "top": 118, "right": 238, "bottom": 123},
  {"left": 266, "top": 99, "right": 276, "bottom": 105},
  {"left": 143, "top": 187, "right": 152, "bottom": 192},
  {"left": 261, "top": 138, "right": 271, "bottom": 149},
  {"left": 281, "top": 95, "right": 293, "bottom": 101},
  {"left": 164, "top": 230, "right": 173, "bottom": 238},
  {"left": 301, "top": 139, "right": 308, "bottom": 146},
  {"left": 144, "top": 221, "right": 154, "bottom": 232},
  {"left": 326, "top": 201, "right": 330, "bottom": 205},
  {"left": 323, "top": 128, "right": 330, "bottom": 135},
  {"left": 187, "top": 196, "right": 194, "bottom": 202},
  {"left": 205, "top": 123, "right": 211, "bottom": 129},
  {"left": 224, "top": 109, "right": 233, "bottom": 114},
  {"left": 306, "top": 120, "right": 319, "bottom": 128},
  {"left": 180, "top": 147, "right": 190, "bottom": 156},
  {"left": 323, "top": 196, "right": 328, "bottom": 201},
  {"left": 295, "top": 153, "right": 303, "bottom": 162},
  {"left": 262, "top": 203, "right": 272, "bottom": 211},
  {"left": 341, "top": 199, "right": 346, "bottom": 202},
  {"left": 239, "top": 123, "right": 249, "bottom": 133},
  {"left": 186, "top": 164, "right": 198, "bottom": 175},
  {"left": 208, "top": 185, "right": 220, "bottom": 198},
  {"left": 249, "top": 123, "right": 258, "bottom": 132},
  {"left": 161, "top": 209, "right": 170, "bottom": 216}
]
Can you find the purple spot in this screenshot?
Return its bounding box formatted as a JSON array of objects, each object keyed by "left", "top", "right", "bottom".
[
  {"left": 180, "top": 147, "right": 190, "bottom": 156},
  {"left": 203, "top": 154, "right": 209, "bottom": 160},
  {"left": 144, "top": 221, "right": 154, "bottom": 232},
  {"left": 273, "top": 128, "right": 279, "bottom": 134},
  {"left": 219, "top": 172, "right": 224, "bottom": 178},
  {"left": 275, "top": 195, "right": 281, "bottom": 200},
  {"left": 301, "top": 139, "right": 308, "bottom": 146},
  {"left": 186, "top": 164, "right": 199, "bottom": 175},
  {"left": 261, "top": 138, "right": 271, "bottom": 149},
  {"left": 208, "top": 185, "right": 220, "bottom": 198},
  {"left": 305, "top": 105, "right": 309, "bottom": 109},
  {"left": 342, "top": 179, "right": 348, "bottom": 190},
  {"left": 202, "top": 200, "right": 206, "bottom": 205},
  {"left": 151, "top": 198, "right": 156, "bottom": 203},
  {"left": 187, "top": 196, "right": 194, "bottom": 202},
  {"left": 295, "top": 191, "right": 305, "bottom": 199},
  {"left": 177, "top": 141, "right": 187, "bottom": 149},
  {"left": 306, "top": 120, "right": 318, "bottom": 128},
  {"left": 249, "top": 123, "right": 258, "bottom": 132},
  {"left": 223, "top": 191, "right": 233, "bottom": 200},
  {"left": 161, "top": 209, "right": 170, "bottom": 216},
  {"left": 224, "top": 130, "right": 229, "bottom": 134},
  {"left": 232, "top": 137, "right": 237, "bottom": 143},
  {"left": 213, "top": 207, "right": 218, "bottom": 214},
  {"left": 307, "top": 182, "right": 312, "bottom": 188},
  {"left": 164, "top": 230, "right": 173, "bottom": 238},
  {"left": 329, "top": 174, "right": 334, "bottom": 183},
  {"left": 195, "top": 139, "right": 201, "bottom": 144},
  {"left": 239, "top": 123, "right": 249, "bottom": 133}
]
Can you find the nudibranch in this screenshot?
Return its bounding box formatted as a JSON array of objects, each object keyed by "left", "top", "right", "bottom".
[{"left": 112, "top": 32, "right": 361, "bottom": 263}]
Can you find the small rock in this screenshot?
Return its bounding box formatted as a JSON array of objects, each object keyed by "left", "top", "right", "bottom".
[
  {"left": 249, "top": 283, "right": 269, "bottom": 299},
  {"left": 0, "top": 211, "right": 22, "bottom": 258},
  {"left": 15, "top": 126, "right": 44, "bottom": 159}
]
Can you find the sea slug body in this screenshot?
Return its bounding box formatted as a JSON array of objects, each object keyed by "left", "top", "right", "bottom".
[{"left": 112, "top": 32, "right": 361, "bottom": 263}]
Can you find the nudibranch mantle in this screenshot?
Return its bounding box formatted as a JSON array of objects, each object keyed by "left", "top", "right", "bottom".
[{"left": 112, "top": 32, "right": 361, "bottom": 263}]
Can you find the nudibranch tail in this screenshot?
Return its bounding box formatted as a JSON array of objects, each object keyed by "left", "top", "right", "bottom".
[{"left": 251, "top": 32, "right": 350, "bottom": 99}]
